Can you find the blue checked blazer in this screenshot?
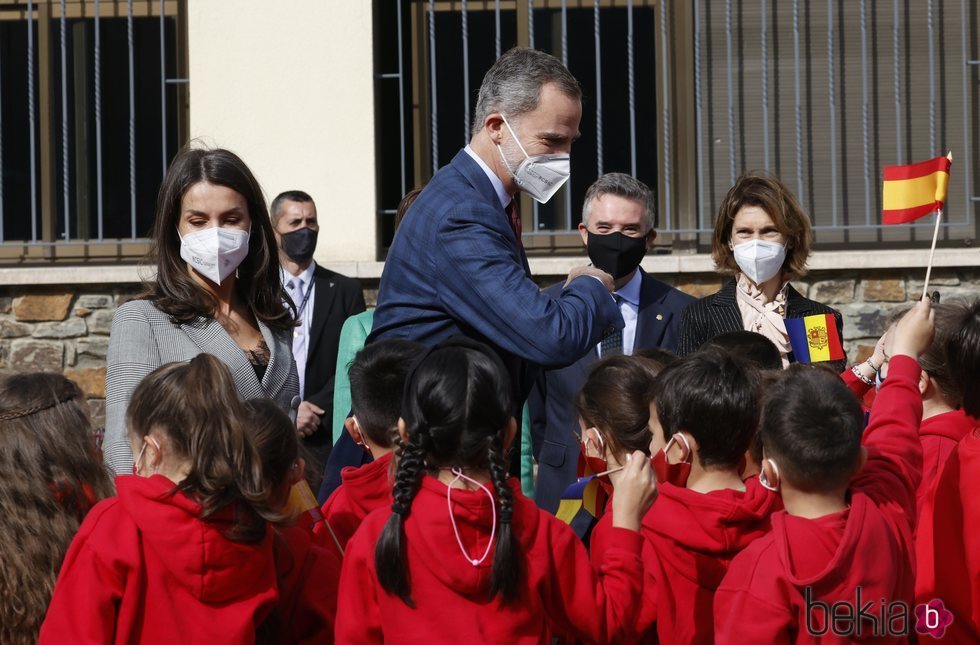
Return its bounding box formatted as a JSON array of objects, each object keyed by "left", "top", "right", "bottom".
[
  {"left": 104, "top": 299, "right": 299, "bottom": 475},
  {"left": 369, "top": 148, "right": 623, "bottom": 393}
]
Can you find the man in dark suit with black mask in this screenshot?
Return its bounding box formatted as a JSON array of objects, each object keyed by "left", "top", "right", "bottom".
[
  {"left": 528, "top": 173, "right": 695, "bottom": 514},
  {"left": 273, "top": 190, "right": 366, "bottom": 472}
]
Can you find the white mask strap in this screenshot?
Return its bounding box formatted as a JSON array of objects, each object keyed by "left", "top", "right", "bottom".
[
  {"left": 663, "top": 433, "right": 692, "bottom": 464},
  {"left": 500, "top": 114, "right": 531, "bottom": 160},
  {"left": 759, "top": 458, "right": 780, "bottom": 492},
  {"left": 446, "top": 468, "right": 496, "bottom": 567}
]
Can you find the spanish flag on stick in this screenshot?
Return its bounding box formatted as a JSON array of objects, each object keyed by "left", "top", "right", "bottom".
[
  {"left": 785, "top": 314, "right": 845, "bottom": 364},
  {"left": 882, "top": 154, "right": 952, "bottom": 224},
  {"left": 881, "top": 152, "right": 953, "bottom": 299}
]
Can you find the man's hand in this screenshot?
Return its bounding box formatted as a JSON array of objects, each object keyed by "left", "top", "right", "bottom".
[
  {"left": 296, "top": 400, "right": 325, "bottom": 438},
  {"left": 565, "top": 265, "right": 615, "bottom": 292}
]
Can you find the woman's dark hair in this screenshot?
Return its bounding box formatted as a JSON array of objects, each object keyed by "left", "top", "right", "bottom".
[
  {"left": 0, "top": 373, "right": 112, "bottom": 644},
  {"left": 575, "top": 355, "right": 663, "bottom": 459},
  {"left": 712, "top": 172, "right": 813, "bottom": 279},
  {"left": 375, "top": 338, "right": 519, "bottom": 607},
  {"left": 241, "top": 399, "right": 300, "bottom": 512},
  {"left": 653, "top": 347, "right": 761, "bottom": 469},
  {"left": 145, "top": 146, "right": 293, "bottom": 331},
  {"left": 760, "top": 364, "right": 864, "bottom": 490},
  {"left": 127, "top": 354, "right": 280, "bottom": 543},
  {"left": 946, "top": 298, "right": 980, "bottom": 418},
  {"left": 918, "top": 302, "right": 970, "bottom": 407}
]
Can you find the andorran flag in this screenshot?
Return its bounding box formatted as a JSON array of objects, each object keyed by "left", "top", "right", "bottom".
[
  {"left": 881, "top": 154, "right": 952, "bottom": 224},
  {"left": 785, "top": 314, "right": 845, "bottom": 364}
]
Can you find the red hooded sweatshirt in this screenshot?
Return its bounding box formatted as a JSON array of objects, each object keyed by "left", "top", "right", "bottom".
[
  {"left": 335, "top": 475, "right": 645, "bottom": 643},
  {"left": 714, "top": 354, "right": 923, "bottom": 644},
  {"left": 273, "top": 526, "right": 341, "bottom": 644},
  {"left": 40, "top": 474, "right": 279, "bottom": 644},
  {"left": 590, "top": 475, "right": 781, "bottom": 643},
  {"left": 915, "top": 416, "right": 980, "bottom": 641},
  {"left": 315, "top": 451, "right": 393, "bottom": 558}
]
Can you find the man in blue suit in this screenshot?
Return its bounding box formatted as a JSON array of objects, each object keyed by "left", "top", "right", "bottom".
[
  {"left": 319, "top": 48, "right": 622, "bottom": 500},
  {"left": 527, "top": 173, "right": 695, "bottom": 514}
]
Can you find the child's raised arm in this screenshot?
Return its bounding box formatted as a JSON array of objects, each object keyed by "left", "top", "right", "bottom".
[{"left": 851, "top": 299, "right": 934, "bottom": 521}]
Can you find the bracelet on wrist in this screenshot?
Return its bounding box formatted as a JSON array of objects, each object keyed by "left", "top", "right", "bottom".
[
  {"left": 865, "top": 357, "right": 881, "bottom": 373},
  {"left": 852, "top": 364, "right": 874, "bottom": 386}
]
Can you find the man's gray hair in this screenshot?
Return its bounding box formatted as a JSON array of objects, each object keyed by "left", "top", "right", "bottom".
[
  {"left": 581, "top": 173, "right": 658, "bottom": 232},
  {"left": 471, "top": 47, "right": 582, "bottom": 137}
]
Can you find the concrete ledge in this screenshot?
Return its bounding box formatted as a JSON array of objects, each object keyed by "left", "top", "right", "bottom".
[{"left": 0, "top": 248, "right": 976, "bottom": 285}]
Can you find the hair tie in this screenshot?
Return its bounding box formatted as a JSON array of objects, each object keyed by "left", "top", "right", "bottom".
[
  {"left": 499, "top": 509, "right": 513, "bottom": 523},
  {"left": 391, "top": 502, "right": 408, "bottom": 516}
]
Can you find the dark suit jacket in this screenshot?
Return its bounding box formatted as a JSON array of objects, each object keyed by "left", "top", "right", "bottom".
[
  {"left": 300, "top": 265, "right": 366, "bottom": 467},
  {"left": 527, "top": 269, "right": 695, "bottom": 514},
  {"left": 677, "top": 278, "right": 847, "bottom": 373},
  {"left": 320, "top": 149, "right": 622, "bottom": 501}
]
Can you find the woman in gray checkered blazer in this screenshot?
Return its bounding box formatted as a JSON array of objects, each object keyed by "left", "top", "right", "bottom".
[{"left": 103, "top": 148, "right": 299, "bottom": 476}]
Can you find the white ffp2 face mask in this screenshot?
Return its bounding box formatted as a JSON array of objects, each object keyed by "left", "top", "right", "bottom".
[
  {"left": 497, "top": 114, "right": 571, "bottom": 204},
  {"left": 732, "top": 239, "right": 786, "bottom": 285},
  {"left": 178, "top": 226, "right": 250, "bottom": 285}
]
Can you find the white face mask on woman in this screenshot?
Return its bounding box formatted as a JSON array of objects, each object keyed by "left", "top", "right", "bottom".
[
  {"left": 732, "top": 239, "right": 786, "bottom": 285},
  {"left": 178, "top": 226, "right": 250, "bottom": 285}
]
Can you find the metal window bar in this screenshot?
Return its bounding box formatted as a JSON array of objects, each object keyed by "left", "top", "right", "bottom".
[
  {"left": 60, "top": 0, "right": 69, "bottom": 240},
  {"left": 28, "top": 0, "right": 38, "bottom": 241},
  {"left": 160, "top": 0, "right": 167, "bottom": 179},
  {"left": 659, "top": 0, "right": 670, "bottom": 230},
  {"left": 627, "top": 0, "right": 636, "bottom": 178},
  {"left": 429, "top": 0, "right": 438, "bottom": 175},
  {"left": 725, "top": 0, "right": 736, "bottom": 185},
  {"left": 861, "top": 0, "right": 872, "bottom": 226},
  {"left": 95, "top": 0, "right": 104, "bottom": 239},
  {"left": 561, "top": 0, "right": 571, "bottom": 230},
  {"left": 127, "top": 0, "right": 136, "bottom": 238},
  {"left": 826, "top": 0, "right": 837, "bottom": 229},
  {"left": 694, "top": 0, "right": 705, "bottom": 229},
  {"left": 495, "top": 0, "right": 501, "bottom": 59},
  {"left": 0, "top": 31, "right": 4, "bottom": 241},
  {"left": 462, "top": 0, "right": 470, "bottom": 143},
  {"left": 593, "top": 0, "right": 602, "bottom": 176},
  {"left": 760, "top": 0, "right": 769, "bottom": 171}
]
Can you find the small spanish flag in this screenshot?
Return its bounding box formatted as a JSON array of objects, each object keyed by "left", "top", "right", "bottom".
[
  {"left": 881, "top": 154, "right": 952, "bottom": 224},
  {"left": 785, "top": 314, "right": 845, "bottom": 364}
]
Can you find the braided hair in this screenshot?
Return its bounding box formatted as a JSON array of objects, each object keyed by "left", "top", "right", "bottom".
[{"left": 375, "top": 337, "right": 520, "bottom": 606}]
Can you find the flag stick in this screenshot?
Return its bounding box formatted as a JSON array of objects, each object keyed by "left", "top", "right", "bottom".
[{"left": 921, "top": 207, "right": 942, "bottom": 300}]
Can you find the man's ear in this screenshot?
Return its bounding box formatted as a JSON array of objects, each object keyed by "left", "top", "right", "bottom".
[
  {"left": 484, "top": 112, "right": 506, "bottom": 143},
  {"left": 502, "top": 417, "right": 518, "bottom": 453},
  {"left": 645, "top": 228, "right": 658, "bottom": 249},
  {"left": 578, "top": 222, "right": 589, "bottom": 246}
]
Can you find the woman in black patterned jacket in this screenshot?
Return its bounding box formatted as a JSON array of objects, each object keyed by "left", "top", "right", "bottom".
[{"left": 677, "top": 173, "right": 846, "bottom": 373}]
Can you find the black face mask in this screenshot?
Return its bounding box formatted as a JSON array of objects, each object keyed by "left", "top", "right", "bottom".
[
  {"left": 586, "top": 231, "right": 649, "bottom": 279},
  {"left": 281, "top": 227, "right": 318, "bottom": 263}
]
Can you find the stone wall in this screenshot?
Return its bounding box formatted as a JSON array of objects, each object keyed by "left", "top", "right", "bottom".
[{"left": 1, "top": 266, "right": 976, "bottom": 429}]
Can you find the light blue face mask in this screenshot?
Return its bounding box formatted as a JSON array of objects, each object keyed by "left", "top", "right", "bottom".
[{"left": 875, "top": 369, "right": 886, "bottom": 392}]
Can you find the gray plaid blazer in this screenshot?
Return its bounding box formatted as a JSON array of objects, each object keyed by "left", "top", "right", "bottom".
[{"left": 103, "top": 299, "right": 299, "bottom": 475}]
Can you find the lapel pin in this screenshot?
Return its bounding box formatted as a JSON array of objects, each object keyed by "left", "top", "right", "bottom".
[{"left": 656, "top": 314, "right": 663, "bottom": 321}]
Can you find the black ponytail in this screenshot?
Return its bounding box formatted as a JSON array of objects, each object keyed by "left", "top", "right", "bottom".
[
  {"left": 487, "top": 434, "right": 520, "bottom": 601},
  {"left": 375, "top": 427, "right": 427, "bottom": 606}
]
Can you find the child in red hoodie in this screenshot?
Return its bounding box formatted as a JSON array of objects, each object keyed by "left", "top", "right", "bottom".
[
  {"left": 714, "top": 299, "right": 935, "bottom": 643},
  {"left": 40, "top": 355, "right": 283, "bottom": 644},
  {"left": 315, "top": 339, "right": 425, "bottom": 557},
  {"left": 590, "top": 345, "right": 781, "bottom": 643},
  {"left": 242, "top": 399, "right": 341, "bottom": 644},
  {"left": 916, "top": 298, "right": 980, "bottom": 640},
  {"left": 336, "top": 337, "right": 658, "bottom": 643}
]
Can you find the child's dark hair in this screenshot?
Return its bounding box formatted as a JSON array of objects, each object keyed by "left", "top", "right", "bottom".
[
  {"left": 127, "top": 354, "right": 279, "bottom": 543},
  {"left": 760, "top": 365, "right": 864, "bottom": 490},
  {"left": 634, "top": 346, "right": 678, "bottom": 366},
  {"left": 918, "top": 301, "right": 970, "bottom": 407},
  {"left": 703, "top": 330, "right": 782, "bottom": 371},
  {"left": 575, "top": 355, "right": 663, "bottom": 458},
  {"left": 375, "top": 337, "right": 518, "bottom": 606},
  {"left": 0, "top": 373, "right": 112, "bottom": 644},
  {"left": 653, "top": 347, "right": 761, "bottom": 469},
  {"left": 241, "top": 399, "right": 300, "bottom": 511},
  {"left": 946, "top": 298, "right": 980, "bottom": 418},
  {"left": 350, "top": 339, "right": 427, "bottom": 447}
]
